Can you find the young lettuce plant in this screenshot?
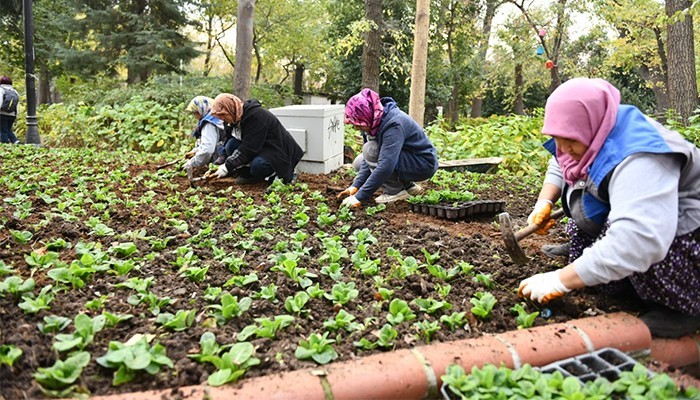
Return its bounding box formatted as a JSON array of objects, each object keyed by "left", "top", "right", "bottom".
[
  {"left": 440, "top": 311, "right": 469, "bottom": 332},
  {"left": 33, "top": 351, "right": 90, "bottom": 397},
  {"left": 155, "top": 309, "right": 196, "bottom": 331},
  {"left": 353, "top": 324, "right": 398, "bottom": 350},
  {"left": 0, "top": 344, "right": 22, "bottom": 367},
  {"left": 387, "top": 299, "right": 417, "bottom": 325},
  {"left": 0, "top": 275, "right": 35, "bottom": 299},
  {"left": 207, "top": 342, "right": 261, "bottom": 386},
  {"left": 323, "top": 282, "right": 359, "bottom": 306},
  {"left": 470, "top": 292, "right": 497, "bottom": 320},
  {"left": 53, "top": 313, "right": 106, "bottom": 353},
  {"left": 96, "top": 334, "right": 173, "bottom": 386},
  {"left": 237, "top": 315, "right": 295, "bottom": 341},
  {"left": 37, "top": 315, "right": 72, "bottom": 334},
  {"left": 18, "top": 285, "right": 55, "bottom": 314},
  {"left": 511, "top": 303, "right": 539, "bottom": 329},
  {"left": 294, "top": 332, "right": 338, "bottom": 365},
  {"left": 284, "top": 291, "right": 311, "bottom": 315},
  {"left": 413, "top": 320, "right": 440, "bottom": 343},
  {"left": 412, "top": 297, "right": 453, "bottom": 315},
  {"left": 208, "top": 294, "right": 252, "bottom": 325},
  {"left": 323, "top": 309, "right": 363, "bottom": 332}
]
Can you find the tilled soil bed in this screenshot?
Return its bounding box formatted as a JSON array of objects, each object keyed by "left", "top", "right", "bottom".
[{"left": 0, "top": 146, "right": 651, "bottom": 399}]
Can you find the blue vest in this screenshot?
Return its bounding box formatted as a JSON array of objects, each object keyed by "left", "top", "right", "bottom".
[
  {"left": 192, "top": 113, "right": 226, "bottom": 141},
  {"left": 545, "top": 105, "right": 672, "bottom": 236}
]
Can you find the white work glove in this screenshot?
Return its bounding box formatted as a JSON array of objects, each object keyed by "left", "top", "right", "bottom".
[
  {"left": 337, "top": 186, "right": 359, "bottom": 199},
  {"left": 213, "top": 164, "right": 229, "bottom": 179},
  {"left": 527, "top": 199, "right": 555, "bottom": 235},
  {"left": 341, "top": 195, "right": 361, "bottom": 208},
  {"left": 518, "top": 270, "right": 571, "bottom": 304},
  {"left": 182, "top": 160, "right": 192, "bottom": 170}
]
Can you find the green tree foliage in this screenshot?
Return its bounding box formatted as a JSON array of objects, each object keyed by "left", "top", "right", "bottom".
[{"left": 56, "top": 0, "right": 198, "bottom": 83}]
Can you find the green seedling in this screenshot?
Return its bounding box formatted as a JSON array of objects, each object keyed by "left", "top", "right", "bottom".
[
  {"left": 440, "top": 311, "right": 468, "bottom": 331},
  {"left": 412, "top": 297, "right": 453, "bottom": 314},
  {"left": 54, "top": 313, "right": 106, "bottom": 352},
  {"left": 19, "top": 285, "right": 55, "bottom": 314},
  {"left": 10, "top": 229, "right": 33, "bottom": 244},
  {"left": 284, "top": 291, "right": 310, "bottom": 315},
  {"left": 96, "top": 334, "right": 173, "bottom": 386},
  {"left": 208, "top": 294, "right": 252, "bottom": 325},
  {"left": 33, "top": 351, "right": 90, "bottom": 397},
  {"left": 323, "top": 309, "right": 362, "bottom": 332},
  {"left": 470, "top": 292, "right": 497, "bottom": 320},
  {"left": 294, "top": 332, "right": 338, "bottom": 365},
  {"left": 237, "top": 315, "right": 295, "bottom": 341},
  {"left": 511, "top": 303, "right": 539, "bottom": 329},
  {"left": 387, "top": 298, "right": 417, "bottom": 325},
  {"left": 155, "top": 309, "right": 195, "bottom": 331},
  {"left": 0, "top": 344, "right": 22, "bottom": 367},
  {"left": 37, "top": 315, "right": 72, "bottom": 334},
  {"left": 207, "top": 342, "right": 261, "bottom": 386},
  {"left": 0, "top": 276, "right": 35, "bottom": 298},
  {"left": 413, "top": 319, "right": 441, "bottom": 343},
  {"left": 102, "top": 311, "right": 134, "bottom": 328}
]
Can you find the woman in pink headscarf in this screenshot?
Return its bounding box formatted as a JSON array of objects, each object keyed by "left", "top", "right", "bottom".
[
  {"left": 337, "top": 88, "right": 438, "bottom": 206},
  {"left": 518, "top": 78, "right": 700, "bottom": 338}
]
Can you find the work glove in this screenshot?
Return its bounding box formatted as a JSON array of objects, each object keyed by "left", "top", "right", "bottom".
[
  {"left": 182, "top": 160, "right": 192, "bottom": 171},
  {"left": 209, "top": 164, "right": 229, "bottom": 179},
  {"left": 337, "top": 186, "right": 359, "bottom": 199},
  {"left": 527, "top": 199, "right": 556, "bottom": 235},
  {"left": 185, "top": 150, "right": 196, "bottom": 159},
  {"left": 341, "top": 195, "right": 361, "bottom": 208},
  {"left": 518, "top": 270, "right": 571, "bottom": 303}
]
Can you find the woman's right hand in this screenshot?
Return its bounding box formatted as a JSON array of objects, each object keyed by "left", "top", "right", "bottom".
[
  {"left": 528, "top": 199, "right": 555, "bottom": 235},
  {"left": 337, "top": 186, "right": 358, "bottom": 199},
  {"left": 185, "top": 150, "right": 195, "bottom": 159}
]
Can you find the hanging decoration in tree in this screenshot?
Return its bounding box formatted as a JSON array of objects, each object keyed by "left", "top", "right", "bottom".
[
  {"left": 536, "top": 45, "right": 544, "bottom": 56},
  {"left": 538, "top": 28, "right": 547, "bottom": 37},
  {"left": 545, "top": 60, "right": 555, "bottom": 69}
]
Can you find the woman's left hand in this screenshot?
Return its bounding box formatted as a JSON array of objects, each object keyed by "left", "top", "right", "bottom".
[
  {"left": 341, "top": 195, "right": 361, "bottom": 208},
  {"left": 518, "top": 270, "right": 571, "bottom": 303}
]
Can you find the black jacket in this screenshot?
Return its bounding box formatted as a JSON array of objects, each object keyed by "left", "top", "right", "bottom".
[{"left": 225, "top": 100, "right": 304, "bottom": 182}]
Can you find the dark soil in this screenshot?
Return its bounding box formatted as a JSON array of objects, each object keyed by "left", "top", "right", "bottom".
[{"left": 0, "top": 149, "right": 681, "bottom": 399}]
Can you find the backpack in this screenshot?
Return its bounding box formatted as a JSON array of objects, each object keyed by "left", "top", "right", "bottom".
[{"left": 1, "top": 88, "right": 19, "bottom": 113}]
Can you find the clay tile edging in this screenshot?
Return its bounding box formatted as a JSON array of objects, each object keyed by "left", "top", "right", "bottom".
[
  {"left": 86, "top": 312, "right": 690, "bottom": 400},
  {"left": 651, "top": 334, "right": 700, "bottom": 368}
]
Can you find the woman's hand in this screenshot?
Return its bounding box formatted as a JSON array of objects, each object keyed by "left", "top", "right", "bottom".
[
  {"left": 337, "top": 186, "right": 359, "bottom": 199},
  {"left": 518, "top": 270, "right": 570, "bottom": 303},
  {"left": 341, "top": 195, "right": 361, "bottom": 208},
  {"left": 528, "top": 199, "right": 556, "bottom": 235}
]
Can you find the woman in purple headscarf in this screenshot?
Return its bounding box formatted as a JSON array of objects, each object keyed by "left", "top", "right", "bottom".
[
  {"left": 337, "top": 88, "right": 438, "bottom": 206},
  {"left": 518, "top": 78, "right": 700, "bottom": 338}
]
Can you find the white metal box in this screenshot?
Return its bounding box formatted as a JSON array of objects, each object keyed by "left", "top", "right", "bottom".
[{"left": 271, "top": 105, "right": 345, "bottom": 174}]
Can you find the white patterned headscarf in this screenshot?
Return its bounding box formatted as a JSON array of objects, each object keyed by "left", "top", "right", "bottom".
[{"left": 186, "top": 96, "right": 214, "bottom": 118}]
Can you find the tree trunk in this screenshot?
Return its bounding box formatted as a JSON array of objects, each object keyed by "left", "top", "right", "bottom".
[
  {"left": 409, "top": 0, "right": 430, "bottom": 126},
  {"left": 362, "top": 0, "right": 382, "bottom": 92},
  {"left": 665, "top": 0, "right": 698, "bottom": 123},
  {"left": 469, "top": 0, "right": 497, "bottom": 118},
  {"left": 294, "top": 63, "right": 304, "bottom": 96},
  {"left": 203, "top": 14, "right": 215, "bottom": 77},
  {"left": 38, "top": 63, "right": 51, "bottom": 105},
  {"left": 234, "top": 0, "right": 255, "bottom": 99},
  {"left": 514, "top": 63, "right": 524, "bottom": 115}
]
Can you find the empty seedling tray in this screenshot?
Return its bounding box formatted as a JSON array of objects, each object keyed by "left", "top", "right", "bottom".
[
  {"left": 537, "top": 347, "right": 652, "bottom": 383},
  {"left": 409, "top": 200, "right": 506, "bottom": 220}
]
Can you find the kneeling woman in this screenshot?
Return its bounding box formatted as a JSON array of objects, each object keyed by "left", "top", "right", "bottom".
[
  {"left": 208, "top": 94, "right": 303, "bottom": 184},
  {"left": 338, "top": 88, "right": 438, "bottom": 206}
]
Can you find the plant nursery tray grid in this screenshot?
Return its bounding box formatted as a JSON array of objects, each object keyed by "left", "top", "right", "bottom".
[
  {"left": 408, "top": 200, "right": 506, "bottom": 220},
  {"left": 537, "top": 347, "right": 652, "bottom": 383}
]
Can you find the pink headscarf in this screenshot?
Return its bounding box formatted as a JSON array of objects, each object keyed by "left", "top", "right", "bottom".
[
  {"left": 543, "top": 78, "right": 620, "bottom": 185},
  {"left": 344, "top": 88, "right": 384, "bottom": 137}
]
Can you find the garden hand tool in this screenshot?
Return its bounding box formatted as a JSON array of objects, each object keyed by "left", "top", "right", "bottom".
[
  {"left": 156, "top": 158, "right": 183, "bottom": 170},
  {"left": 499, "top": 208, "right": 565, "bottom": 264}
]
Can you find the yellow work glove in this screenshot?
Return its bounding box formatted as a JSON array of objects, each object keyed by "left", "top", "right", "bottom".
[
  {"left": 337, "top": 186, "right": 359, "bottom": 199},
  {"left": 518, "top": 270, "right": 571, "bottom": 304},
  {"left": 527, "top": 199, "right": 555, "bottom": 235}
]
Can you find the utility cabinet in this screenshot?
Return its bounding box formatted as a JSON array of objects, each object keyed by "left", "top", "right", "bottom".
[{"left": 271, "top": 104, "right": 345, "bottom": 174}]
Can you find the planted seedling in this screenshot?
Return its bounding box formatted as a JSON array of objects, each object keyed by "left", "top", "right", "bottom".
[
  {"left": 10, "top": 229, "right": 33, "bottom": 244},
  {"left": 53, "top": 313, "right": 106, "bottom": 352},
  {"left": 353, "top": 324, "right": 398, "bottom": 350},
  {"left": 412, "top": 297, "right": 453, "bottom": 314},
  {"left": 440, "top": 311, "right": 468, "bottom": 331},
  {"left": 473, "top": 273, "right": 495, "bottom": 289},
  {"left": 0, "top": 275, "right": 35, "bottom": 299},
  {"left": 33, "top": 351, "right": 90, "bottom": 397},
  {"left": 207, "top": 342, "right": 261, "bottom": 386},
  {"left": 413, "top": 320, "right": 440, "bottom": 343},
  {"left": 37, "top": 315, "right": 72, "bottom": 334},
  {"left": 208, "top": 293, "right": 252, "bottom": 325},
  {"left": 284, "top": 291, "right": 311, "bottom": 315},
  {"left": 294, "top": 332, "right": 338, "bottom": 365},
  {"left": 511, "top": 303, "right": 539, "bottom": 329},
  {"left": 323, "top": 309, "right": 362, "bottom": 332},
  {"left": 237, "top": 315, "right": 295, "bottom": 341},
  {"left": 18, "top": 285, "right": 55, "bottom": 314},
  {"left": 155, "top": 309, "right": 195, "bottom": 331},
  {"left": 0, "top": 344, "right": 22, "bottom": 367},
  {"left": 470, "top": 292, "right": 497, "bottom": 320},
  {"left": 102, "top": 311, "right": 134, "bottom": 328},
  {"left": 254, "top": 283, "right": 278, "bottom": 302},
  {"left": 96, "top": 334, "right": 173, "bottom": 386},
  {"left": 387, "top": 298, "right": 417, "bottom": 325},
  {"left": 323, "top": 281, "right": 359, "bottom": 306}
]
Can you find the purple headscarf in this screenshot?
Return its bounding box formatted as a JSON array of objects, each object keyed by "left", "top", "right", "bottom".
[
  {"left": 543, "top": 78, "right": 620, "bottom": 185},
  {"left": 344, "top": 88, "right": 384, "bottom": 137}
]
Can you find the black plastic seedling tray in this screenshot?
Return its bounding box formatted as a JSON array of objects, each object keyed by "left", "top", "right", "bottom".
[
  {"left": 537, "top": 347, "right": 652, "bottom": 383},
  {"left": 408, "top": 200, "right": 506, "bottom": 220}
]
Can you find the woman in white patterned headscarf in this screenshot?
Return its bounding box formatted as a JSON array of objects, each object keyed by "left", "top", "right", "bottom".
[{"left": 183, "top": 96, "right": 227, "bottom": 170}]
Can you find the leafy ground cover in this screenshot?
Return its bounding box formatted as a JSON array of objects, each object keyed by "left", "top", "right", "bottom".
[{"left": 0, "top": 145, "right": 690, "bottom": 398}]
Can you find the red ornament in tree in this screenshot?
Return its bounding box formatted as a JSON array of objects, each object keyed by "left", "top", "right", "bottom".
[{"left": 545, "top": 60, "right": 554, "bottom": 69}]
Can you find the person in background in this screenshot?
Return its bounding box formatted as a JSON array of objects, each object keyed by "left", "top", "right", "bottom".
[
  {"left": 182, "top": 96, "right": 229, "bottom": 172},
  {"left": 518, "top": 77, "right": 700, "bottom": 338},
  {"left": 208, "top": 93, "right": 303, "bottom": 184},
  {"left": 337, "top": 88, "right": 438, "bottom": 207},
  {"left": 0, "top": 76, "right": 21, "bottom": 144}
]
